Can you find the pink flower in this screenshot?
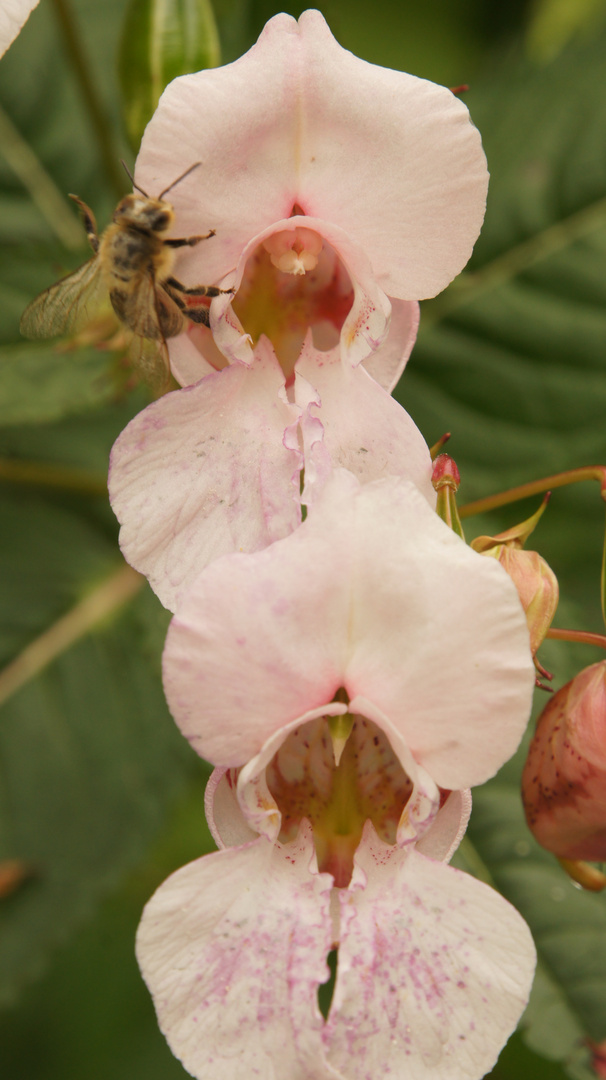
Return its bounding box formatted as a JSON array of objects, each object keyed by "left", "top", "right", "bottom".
[
  {"left": 108, "top": 10, "right": 489, "bottom": 611},
  {"left": 137, "top": 473, "right": 536, "bottom": 1079},
  {"left": 0, "top": 0, "right": 39, "bottom": 57}
]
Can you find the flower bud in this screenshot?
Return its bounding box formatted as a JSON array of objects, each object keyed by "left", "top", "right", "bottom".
[
  {"left": 431, "top": 454, "right": 464, "bottom": 539},
  {"left": 119, "top": 0, "right": 220, "bottom": 151},
  {"left": 588, "top": 1040, "right": 606, "bottom": 1079},
  {"left": 472, "top": 543, "right": 559, "bottom": 655},
  {"left": 522, "top": 660, "right": 606, "bottom": 860},
  {"left": 471, "top": 497, "right": 558, "bottom": 658},
  {"left": 431, "top": 453, "right": 460, "bottom": 491}
]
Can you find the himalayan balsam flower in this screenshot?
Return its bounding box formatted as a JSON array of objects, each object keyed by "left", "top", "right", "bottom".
[
  {"left": 0, "top": 0, "right": 38, "bottom": 57},
  {"left": 109, "top": 9, "right": 489, "bottom": 611},
  {"left": 137, "top": 473, "right": 536, "bottom": 1080}
]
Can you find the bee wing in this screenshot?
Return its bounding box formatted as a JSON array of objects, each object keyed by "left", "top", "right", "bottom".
[
  {"left": 128, "top": 334, "right": 172, "bottom": 392},
  {"left": 124, "top": 275, "right": 178, "bottom": 391},
  {"left": 20, "top": 257, "right": 106, "bottom": 339},
  {"left": 113, "top": 271, "right": 184, "bottom": 341}
]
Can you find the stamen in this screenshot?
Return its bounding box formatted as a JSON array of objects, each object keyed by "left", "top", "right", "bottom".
[
  {"left": 328, "top": 713, "right": 354, "bottom": 766},
  {"left": 263, "top": 227, "right": 323, "bottom": 276}
]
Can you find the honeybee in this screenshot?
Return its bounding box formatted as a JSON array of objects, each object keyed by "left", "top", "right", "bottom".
[{"left": 20, "top": 163, "right": 232, "bottom": 388}]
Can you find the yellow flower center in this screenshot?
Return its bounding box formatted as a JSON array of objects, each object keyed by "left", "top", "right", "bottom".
[
  {"left": 265, "top": 713, "right": 412, "bottom": 887},
  {"left": 232, "top": 227, "right": 354, "bottom": 382}
]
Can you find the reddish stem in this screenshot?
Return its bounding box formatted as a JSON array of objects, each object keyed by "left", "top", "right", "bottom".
[{"left": 546, "top": 628, "right": 606, "bottom": 651}]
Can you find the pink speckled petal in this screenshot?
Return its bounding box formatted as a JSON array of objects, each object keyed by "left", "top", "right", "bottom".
[
  {"left": 415, "top": 790, "right": 472, "bottom": 864},
  {"left": 135, "top": 12, "right": 487, "bottom": 300},
  {"left": 108, "top": 341, "right": 300, "bottom": 611},
  {"left": 326, "top": 825, "right": 536, "bottom": 1080},
  {"left": 361, "top": 298, "right": 420, "bottom": 393},
  {"left": 294, "top": 341, "right": 434, "bottom": 507},
  {"left": 136, "top": 825, "right": 340, "bottom": 1080},
  {"left": 163, "top": 471, "right": 534, "bottom": 783},
  {"left": 0, "top": 0, "right": 38, "bottom": 56}
]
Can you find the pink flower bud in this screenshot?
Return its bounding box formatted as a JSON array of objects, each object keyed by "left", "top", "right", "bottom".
[
  {"left": 470, "top": 498, "right": 558, "bottom": 659},
  {"left": 431, "top": 453, "right": 460, "bottom": 491},
  {"left": 589, "top": 1040, "right": 606, "bottom": 1079},
  {"left": 522, "top": 660, "right": 606, "bottom": 860},
  {"left": 499, "top": 547, "right": 558, "bottom": 655}
]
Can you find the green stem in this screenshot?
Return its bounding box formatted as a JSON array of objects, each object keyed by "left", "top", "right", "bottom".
[
  {"left": 0, "top": 563, "right": 143, "bottom": 707},
  {"left": 459, "top": 465, "right": 606, "bottom": 519},
  {"left": 435, "top": 485, "right": 465, "bottom": 540},
  {"left": 0, "top": 106, "right": 84, "bottom": 250},
  {"left": 51, "top": 0, "right": 124, "bottom": 199},
  {"left": 546, "top": 627, "right": 606, "bottom": 651},
  {"left": 429, "top": 432, "right": 451, "bottom": 460}
]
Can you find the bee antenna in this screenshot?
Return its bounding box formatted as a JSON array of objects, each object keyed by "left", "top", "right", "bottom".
[
  {"left": 158, "top": 162, "right": 202, "bottom": 201},
  {"left": 120, "top": 159, "right": 149, "bottom": 198}
]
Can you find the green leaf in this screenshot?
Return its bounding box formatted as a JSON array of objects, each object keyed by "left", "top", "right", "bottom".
[
  {"left": 119, "top": 0, "right": 221, "bottom": 151},
  {"left": 0, "top": 342, "right": 126, "bottom": 426},
  {"left": 0, "top": 393, "right": 196, "bottom": 1004},
  {"left": 0, "top": 584, "right": 196, "bottom": 1006},
  {"left": 398, "top": 23, "right": 606, "bottom": 618},
  {"left": 525, "top": 0, "right": 606, "bottom": 64},
  {"left": 0, "top": 778, "right": 212, "bottom": 1079}
]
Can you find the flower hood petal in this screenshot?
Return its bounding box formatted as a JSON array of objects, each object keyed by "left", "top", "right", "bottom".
[
  {"left": 207, "top": 762, "right": 471, "bottom": 867},
  {"left": 163, "top": 470, "right": 534, "bottom": 787},
  {"left": 325, "top": 825, "right": 536, "bottom": 1080},
  {"left": 168, "top": 295, "right": 418, "bottom": 394},
  {"left": 415, "top": 789, "right": 472, "bottom": 863},
  {"left": 109, "top": 341, "right": 300, "bottom": 612},
  {"left": 135, "top": 10, "right": 488, "bottom": 300},
  {"left": 209, "top": 215, "right": 392, "bottom": 370},
  {"left": 136, "top": 825, "right": 340, "bottom": 1080},
  {"left": 361, "top": 298, "right": 419, "bottom": 393}
]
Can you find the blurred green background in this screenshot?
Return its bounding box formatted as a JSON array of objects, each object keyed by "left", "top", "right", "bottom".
[{"left": 1, "top": 0, "right": 606, "bottom": 1076}]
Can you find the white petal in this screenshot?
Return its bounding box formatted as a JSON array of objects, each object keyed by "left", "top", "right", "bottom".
[
  {"left": 294, "top": 341, "right": 434, "bottom": 506},
  {"left": 361, "top": 298, "right": 420, "bottom": 392},
  {"left": 0, "top": 0, "right": 38, "bottom": 57},
  {"left": 204, "top": 767, "right": 258, "bottom": 849},
  {"left": 135, "top": 12, "right": 487, "bottom": 300},
  {"left": 109, "top": 342, "right": 300, "bottom": 611},
  {"left": 416, "top": 790, "right": 472, "bottom": 863},
  {"left": 136, "top": 826, "right": 340, "bottom": 1080},
  {"left": 163, "top": 471, "right": 534, "bottom": 784},
  {"left": 326, "top": 826, "right": 536, "bottom": 1080}
]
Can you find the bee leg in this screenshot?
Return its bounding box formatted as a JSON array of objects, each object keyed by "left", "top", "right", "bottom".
[
  {"left": 163, "top": 280, "right": 211, "bottom": 328},
  {"left": 68, "top": 194, "right": 99, "bottom": 253},
  {"left": 165, "top": 275, "right": 234, "bottom": 298},
  {"left": 164, "top": 230, "right": 216, "bottom": 248},
  {"left": 184, "top": 306, "right": 211, "bottom": 328}
]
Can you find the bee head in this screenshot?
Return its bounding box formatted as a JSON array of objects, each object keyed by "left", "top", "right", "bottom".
[{"left": 113, "top": 194, "right": 175, "bottom": 233}]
